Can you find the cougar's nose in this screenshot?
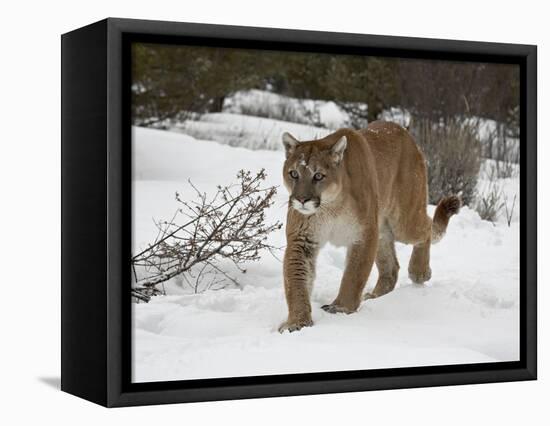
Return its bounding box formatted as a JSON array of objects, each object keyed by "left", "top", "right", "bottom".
[{"left": 296, "top": 197, "right": 311, "bottom": 204}]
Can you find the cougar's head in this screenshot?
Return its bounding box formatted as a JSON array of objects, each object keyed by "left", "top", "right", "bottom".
[{"left": 281, "top": 132, "right": 347, "bottom": 216}]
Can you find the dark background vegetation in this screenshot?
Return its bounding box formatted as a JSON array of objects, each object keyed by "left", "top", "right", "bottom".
[
  {"left": 132, "top": 43, "right": 520, "bottom": 210},
  {"left": 132, "top": 43, "right": 519, "bottom": 127}
]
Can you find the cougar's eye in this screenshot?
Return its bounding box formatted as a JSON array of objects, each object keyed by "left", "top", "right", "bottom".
[
  {"left": 313, "top": 172, "right": 325, "bottom": 181},
  {"left": 289, "top": 170, "right": 299, "bottom": 179}
]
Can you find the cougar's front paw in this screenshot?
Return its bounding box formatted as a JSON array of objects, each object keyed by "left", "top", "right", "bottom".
[
  {"left": 278, "top": 317, "right": 313, "bottom": 333},
  {"left": 321, "top": 302, "right": 358, "bottom": 314}
]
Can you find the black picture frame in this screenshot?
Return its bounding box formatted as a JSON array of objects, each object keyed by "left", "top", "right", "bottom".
[{"left": 61, "top": 17, "right": 537, "bottom": 407}]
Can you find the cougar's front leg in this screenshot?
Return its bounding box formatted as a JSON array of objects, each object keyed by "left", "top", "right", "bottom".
[
  {"left": 322, "top": 228, "right": 378, "bottom": 314},
  {"left": 278, "top": 235, "right": 319, "bottom": 333}
]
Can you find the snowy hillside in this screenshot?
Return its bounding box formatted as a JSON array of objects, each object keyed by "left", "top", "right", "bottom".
[
  {"left": 223, "top": 89, "right": 354, "bottom": 129},
  {"left": 132, "top": 126, "right": 520, "bottom": 383},
  {"left": 168, "top": 90, "right": 359, "bottom": 151},
  {"left": 171, "top": 112, "right": 332, "bottom": 151},
  {"left": 166, "top": 91, "right": 519, "bottom": 166}
]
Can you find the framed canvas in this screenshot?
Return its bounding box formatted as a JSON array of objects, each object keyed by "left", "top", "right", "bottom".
[{"left": 61, "top": 18, "right": 537, "bottom": 407}]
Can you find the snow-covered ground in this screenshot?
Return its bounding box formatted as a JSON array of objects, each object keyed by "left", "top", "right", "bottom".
[{"left": 132, "top": 125, "right": 520, "bottom": 383}]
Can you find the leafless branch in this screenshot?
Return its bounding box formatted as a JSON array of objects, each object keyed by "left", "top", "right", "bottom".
[
  {"left": 504, "top": 193, "right": 517, "bottom": 227},
  {"left": 131, "top": 169, "right": 282, "bottom": 300}
]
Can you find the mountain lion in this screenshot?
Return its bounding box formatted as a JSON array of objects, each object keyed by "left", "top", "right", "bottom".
[{"left": 279, "top": 121, "right": 460, "bottom": 332}]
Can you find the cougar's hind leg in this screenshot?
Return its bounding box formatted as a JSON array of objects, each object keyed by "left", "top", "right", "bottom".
[
  {"left": 364, "top": 222, "right": 399, "bottom": 299},
  {"left": 408, "top": 196, "right": 461, "bottom": 285},
  {"left": 408, "top": 237, "right": 432, "bottom": 284},
  {"left": 399, "top": 212, "right": 432, "bottom": 285}
]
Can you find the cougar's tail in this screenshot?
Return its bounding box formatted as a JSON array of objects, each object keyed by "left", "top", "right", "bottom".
[{"left": 431, "top": 195, "right": 461, "bottom": 244}]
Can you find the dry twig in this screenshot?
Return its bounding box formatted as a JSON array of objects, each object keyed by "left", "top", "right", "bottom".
[{"left": 131, "top": 169, "right": 282, "bottom": 301}]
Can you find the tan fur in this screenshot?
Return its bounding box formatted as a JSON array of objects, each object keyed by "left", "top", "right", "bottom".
[{"left": 278, "top": 121, "right": 461, "bottom": 332}]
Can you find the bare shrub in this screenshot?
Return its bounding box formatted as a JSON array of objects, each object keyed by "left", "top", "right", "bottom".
[
  {"left": 236, "top": 97, "right": 313, "bottom": 125},
  {"left": 335, "top": 102, "right": 369, "bottom": 128},
  {"left": 475, "top": 183, "right": 505, "bottom": 223},
  {"left": 485, "top": 123, "right": 519, "bottom": 179},
  {"left": 131, "top": 169, "right": 282, "bottom": 302},
  {"left": 409, "top": 117, "right": 482, "bottom": 206}
]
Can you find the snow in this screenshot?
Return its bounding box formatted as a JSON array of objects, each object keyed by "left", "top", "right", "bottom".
[
  {"left": 223, "top": 89, "right": 353, "bottom": 129},
  {"left": 166, "top": 90, "right": 367, "bottom": 151},
  {"left": 379, "top": 107, "right": 411, "bottom": 127},
  {"left": 170, "top": 112, "right": 332, "bottom": 151},
  {"left": 132, "top": 125, "right": 520, "bottom": 383}
]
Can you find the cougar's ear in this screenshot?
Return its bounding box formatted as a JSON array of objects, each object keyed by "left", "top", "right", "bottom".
[
  {"left": 331, "top": 136, "right": 347, "bottom": 164},
  {"left": 282, "top": 132, "right": 300, "bottom": 159}
]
